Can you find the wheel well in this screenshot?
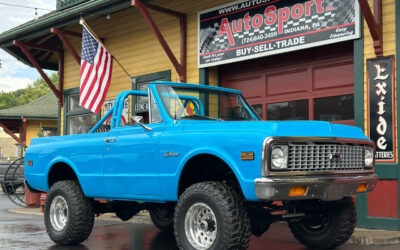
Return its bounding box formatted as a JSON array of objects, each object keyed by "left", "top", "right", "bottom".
[
  {"left": 178, "top": 154, "right": 242, "bottom": 197},
  {"left": 48, "top": 162, "right": 78, "bottom": 188}
]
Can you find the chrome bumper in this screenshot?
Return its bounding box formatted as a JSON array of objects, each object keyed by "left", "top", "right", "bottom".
[{"left": 255, "top": 173, "right": 378, "bottom": 201}]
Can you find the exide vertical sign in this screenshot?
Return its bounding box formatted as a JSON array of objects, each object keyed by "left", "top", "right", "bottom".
[
  {"left": 367, "top": 56, "right": 397, "bottom": 163},
  {"left": 198, "top": 0, "right": 360, "bottom": 67}
]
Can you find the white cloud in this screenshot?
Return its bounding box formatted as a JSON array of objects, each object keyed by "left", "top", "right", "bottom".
[
  {"left": 0, "top": 0, "right": 56, "bottom": 92},
  {"left": 0, "top": 76, "right": 31, "bottom": 92}
]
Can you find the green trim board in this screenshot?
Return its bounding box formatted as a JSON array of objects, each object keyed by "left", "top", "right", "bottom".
[
  {"left": 358, "top": 216, "right": 400, "bottom": 230},
  {"left": 374, "top": 165, "right": 399, "bottom": 180},
  {"left": 63, "top": 88, "right": 101, "bottom": 135},
  {"left": 199, "top": 68, "right": 210, "bottom": 116},
  {"left": 57, "top": 106, "right": 61, "bottom": 136},
  {"left": 199, "top": 68, "right": 209, "bottom": 85},
  {"left": 131, "top": 70, "right": 172, "bottom": 86},
  {"left": 353, "top": 11, "right": 368, "bottom": 227},
  {"left": 396, "top": 0, "right": 400, "bottom": 223}
]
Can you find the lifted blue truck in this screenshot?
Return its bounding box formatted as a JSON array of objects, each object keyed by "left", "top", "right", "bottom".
[{"left": 25, "top": 82, "right": 378, "bottom": 249}]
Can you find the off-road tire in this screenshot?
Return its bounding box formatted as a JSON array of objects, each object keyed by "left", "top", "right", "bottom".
[
  {"left": 44, "top": 180, "right": 95, "bottom": 245},
  {"left": 288, "top": 197, "right": 356, "bottom": 249},
  {"left": 174, "top": 182, "right": 250, "bottom": 250},
  {"left": 149, "top": 205, "right": 175, "bottom": 232}
]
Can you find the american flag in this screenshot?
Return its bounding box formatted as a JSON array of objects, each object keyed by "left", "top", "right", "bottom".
[{"left": 79, "top": 24, "right": 113, "bottom": 114}]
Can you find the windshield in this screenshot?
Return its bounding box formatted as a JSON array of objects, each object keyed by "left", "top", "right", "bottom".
[{"left": 157, "top": 85, "right": 259, "bottom": 121}]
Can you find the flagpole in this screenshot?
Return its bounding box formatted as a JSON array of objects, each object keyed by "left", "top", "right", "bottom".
[{"left": 79, "top": 18, "right": 132, "bottom": 80}]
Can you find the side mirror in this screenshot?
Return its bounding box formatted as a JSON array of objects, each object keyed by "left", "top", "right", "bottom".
[
  {"left": 131, "top": 115, "right": 143, "bottom": 124},
  {"left": 130, "top": 116, "right": 152, "bottom": 131}
]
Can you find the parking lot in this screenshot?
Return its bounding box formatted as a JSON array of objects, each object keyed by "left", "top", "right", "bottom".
[{"left": 1, "top": 193, "right": 399, "bottom": 250}]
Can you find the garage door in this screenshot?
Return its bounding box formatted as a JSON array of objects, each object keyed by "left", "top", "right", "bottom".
[{"left": 220, "top": 42, "right": 354, "bottom": 125}]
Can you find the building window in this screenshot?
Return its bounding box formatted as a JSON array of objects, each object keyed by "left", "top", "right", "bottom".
[
  {"left": 132, "top": 70, "right": 171, "bottom": 123},
  {"left": 41, "top": 127, "right": 58, "bottom": 137},
  {"left": 63, "top": 88, "right": 100, "bottom": 135},
  {"left": 132, "top": 70, "right": 171, "bottom": 113},
  {"left": 314, "top": 94, "right": 354, "bottom": 121},
  {"left": 267, "top": 100, "right": 309, "bottom": 120}
]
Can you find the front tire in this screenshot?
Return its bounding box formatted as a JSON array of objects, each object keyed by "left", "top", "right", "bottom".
[
  {"left": 174, "top": 182, "right": 250, "bottom": 250},
  {"left": 288, "top": 197, "right": 356, "bottom": 249},
  {"left": 44, "top": 180, "right": 94, "bottom": 245}
]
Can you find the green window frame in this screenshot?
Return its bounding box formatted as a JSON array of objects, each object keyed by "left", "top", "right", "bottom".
[
  {"left": 63, "top": 88, "right": 101, "bottom": 135},
  {"left": 131, "top": 70, "right": 171, "bottom": 116}
]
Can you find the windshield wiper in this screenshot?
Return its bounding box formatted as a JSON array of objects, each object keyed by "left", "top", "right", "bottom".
[{"left": 180, "top": 114, "right": 221, "bottom": 121}]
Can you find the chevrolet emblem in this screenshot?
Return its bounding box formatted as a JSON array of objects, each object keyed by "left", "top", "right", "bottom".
[{"left": 329, "top": 153, "right": 341, "bottom": 162}]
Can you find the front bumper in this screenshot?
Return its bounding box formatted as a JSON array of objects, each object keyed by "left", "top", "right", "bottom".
[{"left": 255, "top": 173, "right": 378, "bottom": 201}]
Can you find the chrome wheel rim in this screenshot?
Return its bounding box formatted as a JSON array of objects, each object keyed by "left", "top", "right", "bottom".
[
  {"left": 49, "top": 196, "right": 69, "bottom": 231},
  {"left": 184, "top": 202, "right": 217, "bottom": 249}
]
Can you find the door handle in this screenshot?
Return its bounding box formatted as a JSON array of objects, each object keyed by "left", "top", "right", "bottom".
[{"left": 104, "top": 138, "right": 117, "bottom": 143}]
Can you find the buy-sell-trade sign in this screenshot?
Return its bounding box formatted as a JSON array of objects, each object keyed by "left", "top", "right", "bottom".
[
  {"left": 367, "top": 56, "right": 397, "bottom": 163},
  {"left": 198, "top": 0, "right": 360, "bottom": 68}
]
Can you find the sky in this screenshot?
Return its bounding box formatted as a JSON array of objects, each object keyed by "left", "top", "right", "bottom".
[{"left": 0, "top": 0, "right": 56, "bottom": 92}]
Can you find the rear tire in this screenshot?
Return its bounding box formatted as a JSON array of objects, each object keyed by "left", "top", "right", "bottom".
[
  {"left": 149, "top": 204, "right": 174, "bottom": 232},
  {"left": 44, "top": 180, "right": 94, "bottom": 245},
  {"left": 288, "top": 197, "right": 356, "bottom": 249},
  {"left": 174, "top": 182, "right": 250, "bottom": 250}
]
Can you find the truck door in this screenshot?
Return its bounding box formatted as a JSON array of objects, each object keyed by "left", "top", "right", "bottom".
[{"left": 103, "top": 123, "right": 164, "bottom": 197}]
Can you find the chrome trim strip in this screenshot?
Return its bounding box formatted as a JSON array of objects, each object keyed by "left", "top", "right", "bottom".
[{"left": 261, "top": 136, "right": 375, "bottom": 177}]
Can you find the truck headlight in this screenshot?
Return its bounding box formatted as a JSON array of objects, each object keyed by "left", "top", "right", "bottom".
[
  {"left": 271, "top": 145, "right": 288, "bottom": 169},
  {"left": 365, "top": 147, "right": 374, "bottom": 168}
]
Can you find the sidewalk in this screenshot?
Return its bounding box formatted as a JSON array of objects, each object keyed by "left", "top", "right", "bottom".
[{"left": 8, "top": 207, "right": 400, "bottom": 246}]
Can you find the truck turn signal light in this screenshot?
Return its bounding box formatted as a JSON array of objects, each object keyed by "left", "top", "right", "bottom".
[{"left": 289, "top": 186, "right": 308, "bottom": 197}]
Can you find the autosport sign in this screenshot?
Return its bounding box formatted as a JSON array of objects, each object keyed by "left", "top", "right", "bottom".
[{"left": 198, "top": 0, "right": 360, "bottom": 68}]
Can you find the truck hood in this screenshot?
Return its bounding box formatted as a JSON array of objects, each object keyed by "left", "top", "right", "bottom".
[{"left": 181, "top": 120, "right": 369, "bottom": 140}]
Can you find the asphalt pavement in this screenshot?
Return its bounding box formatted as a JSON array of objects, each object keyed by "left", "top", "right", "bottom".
[{"left": 0, "top": 193, "right": 399, "bottom": 250}]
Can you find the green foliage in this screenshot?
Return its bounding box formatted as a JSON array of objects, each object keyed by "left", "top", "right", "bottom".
[
  {"left": 0, "top": 92, "right": 20, "bottom": 110},
  {"left": 0, "top": 73, "right": 58, "bottom": 110}
]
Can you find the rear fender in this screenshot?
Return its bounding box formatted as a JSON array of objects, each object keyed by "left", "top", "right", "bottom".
[{"left": 46, "top": 157, "right": 82, "bottom": 190}]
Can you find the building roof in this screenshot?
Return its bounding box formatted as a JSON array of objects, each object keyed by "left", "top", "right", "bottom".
[
  {"left": 0, "top": 0, "right": 131, "bottom": 70},
  {"left": 0, "top": 93, "right": 58, "bottom": 120}
]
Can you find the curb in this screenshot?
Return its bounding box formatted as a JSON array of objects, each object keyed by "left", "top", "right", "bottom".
[{"left": 349, "top": 228, "right": 400, "bottom": 246}]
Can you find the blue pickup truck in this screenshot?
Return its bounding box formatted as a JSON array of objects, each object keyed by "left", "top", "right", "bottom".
[{"left": 25, "top": 82, "right": 378, "bottom": 249}]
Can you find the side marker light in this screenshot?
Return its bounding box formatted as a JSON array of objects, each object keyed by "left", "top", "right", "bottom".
[{"left": 241, "top": 152, "right": 254, "bottom": 160}]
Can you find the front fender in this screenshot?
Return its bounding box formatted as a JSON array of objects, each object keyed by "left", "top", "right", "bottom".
[{"left": 160, "top": 147, "right": 258, "bottom": 201}]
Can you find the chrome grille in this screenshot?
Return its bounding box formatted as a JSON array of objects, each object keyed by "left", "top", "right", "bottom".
[{"left": 287, "top": 143, "right": 364, "bottom": 171}]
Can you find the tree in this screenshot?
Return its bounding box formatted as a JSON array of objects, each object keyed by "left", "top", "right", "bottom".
[
  {"left": 0, "top": 73, "right": 58, "bottom": 110},
  {"left": 0, "top": 92, "right": 20, "bottom": 110}
]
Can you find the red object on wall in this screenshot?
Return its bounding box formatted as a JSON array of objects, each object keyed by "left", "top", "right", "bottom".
[
  {"left": 25, "top": 189, "right": 41, "bottom": 207},
  {"left": 367, "top": 180, "right": 399, "bottom": 218}
]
